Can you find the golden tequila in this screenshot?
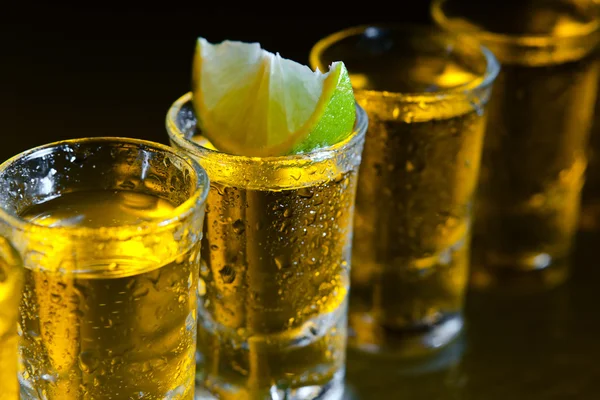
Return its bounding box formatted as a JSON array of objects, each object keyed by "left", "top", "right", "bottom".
[
  {"left": 310, "top": 25, "right": 498, "bottom": 353},
  {"left": 0, "top": 238, "right": 23, "bottom": 400},
  {"left": 432, "top": 0, "right": 600, "bottom": 290},
  {"left": 0, "top": 138, "right": 208, "bottom": 400},
  {"left": 18, "top": 191, "right": 199, "bottom": 399}
]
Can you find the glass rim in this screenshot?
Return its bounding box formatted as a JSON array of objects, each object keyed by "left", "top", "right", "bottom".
[
  {"left": 308, "top": 23, "right": 500, "bottom": 101},
  {"left": 431, "top": 0, "right": 600, "bottom": 47},
  {"left": 166, "top": 92, "right": 369, "bottom": 164},
  {"left": 0, "top": 137, "right": 210, "bottom": 239}
]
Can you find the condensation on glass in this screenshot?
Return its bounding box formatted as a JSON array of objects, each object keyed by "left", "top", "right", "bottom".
[
  {"left": 432, "top": 0, "right": 600, "bottom": 292},
  {"left": 0, "top": 138, "right": 209, "bottom": 399},
  {"left": 167, "top": 93, "right": 367, "bottom": 400},
  {"left": 310, "top": 24, "right": 500, "bottom": 355}
]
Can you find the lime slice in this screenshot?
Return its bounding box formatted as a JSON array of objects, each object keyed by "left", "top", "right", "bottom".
[{"left": 192, "top": 37, "right": 356, "bottom": 157}]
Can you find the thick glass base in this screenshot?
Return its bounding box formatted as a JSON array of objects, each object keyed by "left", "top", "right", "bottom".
[
  {"left": 343, "top": 334, "right": 466, "bottom": 400},
  {"left": 470, "top": 252, "right": 570, "bottom": 294},
  {"left": 194, "top": 368, "right": 345, "bottom": 400},
  {"left": 348, "top": 312, "right": 463, "bottom": 358}
]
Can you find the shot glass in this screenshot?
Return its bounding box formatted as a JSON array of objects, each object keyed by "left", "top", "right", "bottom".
[
  {"left": 432, "top": 0, "right": 600, "bottom": 291},
  {"left": 310, "top": 25, "right": 499, "bottom": 355},
  {"left": 0, "top": 237, "right": 23, "bottom": 399},
  {"left": 0, "top": 138, "right": 209, "bottom": 399},
  {"left": 167, "top": 93, "right": 367, "bottom": 400}
]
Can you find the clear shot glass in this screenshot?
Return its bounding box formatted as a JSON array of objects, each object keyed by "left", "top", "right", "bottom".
[
  {"left": 167, "top": 93, "right": 367, "bottom": 400},
  {"left": 432, "top": 0, "right": 600, "bottom": 291},
  {"left": 0, "top": 137, "right": 209, "bottom": 399},
  {"left": 310, "top": 24, "right": 499, "bottom": 355}
]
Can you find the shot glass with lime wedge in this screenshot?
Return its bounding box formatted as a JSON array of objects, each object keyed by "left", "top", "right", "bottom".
[{"left": 166, "top": 38, "right": 368, "bottom": 400}]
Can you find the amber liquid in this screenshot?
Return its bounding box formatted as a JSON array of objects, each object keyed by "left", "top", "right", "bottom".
[
  {"left": 432, "top": 0, "right": 600, "bottom": 290},
  {"left": 346, "top": 50, "right": 486, "bottom": 352},
  {"left": 351, "top": 106, "right": 484, "bottom": 351},
  {"left": 472, "top": 57, "right": 599, "bottom": 288},
  {"left": 0, "top": 254, "right": 22, "bottom": 400},
  {"left": 18, "top": 190, "right": 198, "bottom": 399}
]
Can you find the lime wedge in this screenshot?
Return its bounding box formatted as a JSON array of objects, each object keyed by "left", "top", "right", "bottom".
[{"left": 192, "top": 37, "right": 356, "bottom": 157}]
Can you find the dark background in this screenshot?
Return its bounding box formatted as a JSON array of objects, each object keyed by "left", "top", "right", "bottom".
[
  {"left": 7, "top": 3, "right": 600, "bottom": 399},
  {"left": 5, "top": 3, "right": 432, "bottom": 162}
]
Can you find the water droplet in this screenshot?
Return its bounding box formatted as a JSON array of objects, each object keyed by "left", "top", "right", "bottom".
[
  {"left": 232, "top": 219, "right": 245, "bottom": 234},
  {"left": 306, "top": 210, "right": 317, "bottom": 225},
  {"left": 144, "top": 173, "right": 162, "bottom": 189},
  {"left": 119, "top": 180, "right": 136, "bottom": 190},
  {"left": 111, "top": 356, "right": 124, "bottom": 366},
  {"left": 79, "top": 350, "right": 100, "bottom": 373},
  {"left": 169, "top": 174, "right": 180, "bottom": 191},
  {"left": 219, "top": 265, "right": 236, "bottom": 284},
  {"left": 298, "top": 188, "right": 313, "bottom": 199},
  {"left": 41, "top": 373, "right": 57, "bottom": 383},
  {"left": 197, "top": 278, "right": 206, "bottom": 296},
  {"left": 279, "top": 221, "right": 290, "bottom": 233},
  {"left": 133, "top": 287, "right": 150, "bottom": 300},
  {"left": 274, "top": 255, "right": 290, "bottom": 270},
  {"left": 108, "top": 262, "right": 118, "bottom": 271},
  {"left": 214, "top": 184, "right": 225, "bottom": 196},
  {"left": 392, "top": 107, "right": 401, "bottom": 118},
  {"left": 50, "top": 293, "right": 62, "bottom": 304}
]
